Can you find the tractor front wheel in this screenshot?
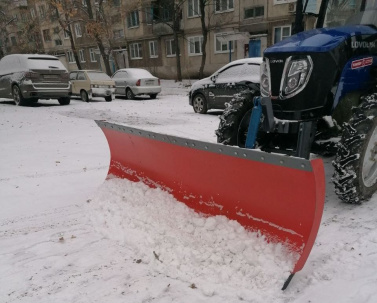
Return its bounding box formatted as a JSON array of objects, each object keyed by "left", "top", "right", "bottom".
[
  {"left": 332, "top": 93, "right": 377, "bottom": 203},
  {"left": 216, "top": 89, "right": 266, "bottom": 148},
  {"left": 216, "top": 90, "right": 254, "bottom": 147}
]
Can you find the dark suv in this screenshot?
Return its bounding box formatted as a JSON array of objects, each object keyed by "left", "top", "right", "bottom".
[{"left": 0, "top": 54, "right": 71, "bottom": 106}]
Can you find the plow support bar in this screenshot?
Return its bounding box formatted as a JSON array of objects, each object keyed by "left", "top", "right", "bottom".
[{"left": 96, "top": 121, "right": 325, "bottom": 286}]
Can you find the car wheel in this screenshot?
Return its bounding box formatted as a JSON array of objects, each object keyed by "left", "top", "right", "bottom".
[
  {"left": 126, "top": 88, "right": 135, "bottom": 100},
  {"left": 80, "top": 90, "right": 89, "bottom": 102},
  {"left": 12, "top": 85, "right": 25, "bottom": 106},
  {"left": 192, "top": 93, "right": 207, "bottom": 114},
  {"left": 58, "top": 97, "right": 71, "bottom": 105},
  {"left": 105, "top": 95, "right": 112, "bottom": 102},
  {"left": 150, "top": 94, "right": 157, "bottom": 99}
]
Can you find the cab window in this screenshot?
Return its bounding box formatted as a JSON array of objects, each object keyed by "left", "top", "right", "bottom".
[
  {"left": 77, "top": 72, "right": 86, "bottom": 80},
  {"left": 69, "top": 72, "right": 78, "bottom": 80}
]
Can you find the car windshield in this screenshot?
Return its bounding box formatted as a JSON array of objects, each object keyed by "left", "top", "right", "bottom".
[
  {"left": 127, "top": 69, "right": 154, "bottom": 78},
  {"left": 322, "top": 0, "right": 377, "bottom": 27},
  {"left": 87, "top": 72, "right": 111, "bottom": 80},
  {"left": 26, "top": 57, "right": 66, "bottom": 70}
]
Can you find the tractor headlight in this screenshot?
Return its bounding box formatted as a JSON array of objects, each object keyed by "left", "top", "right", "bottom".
[
  {"left": 280, "top": 56, "right": 313, "bottom": 99},
  {"left": 260, "top": 59, "right": 270, "bottom": 97}
]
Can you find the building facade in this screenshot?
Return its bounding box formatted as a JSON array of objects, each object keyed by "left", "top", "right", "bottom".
[{"left": 0, "top": 0, "right": 319, "bottom": 79}]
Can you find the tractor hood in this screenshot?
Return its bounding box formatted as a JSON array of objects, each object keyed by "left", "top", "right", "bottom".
[{"left": 265, "top": 25, "right": 377, "bottom": 54}]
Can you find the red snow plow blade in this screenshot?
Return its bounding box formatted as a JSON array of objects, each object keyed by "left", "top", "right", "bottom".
[{"left": 96, "top": 121, "right": 325, "bottom": 289}]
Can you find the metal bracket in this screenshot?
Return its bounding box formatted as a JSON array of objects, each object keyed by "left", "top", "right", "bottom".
[
  {"left": 245, "top": 96, "right": 263, "bottom": 148},
  {"left": 296, "top": 121, "right": 317, "bottom": 159},
  {"left": 260, "top": 96, "right": 275, "bottom": 132}
]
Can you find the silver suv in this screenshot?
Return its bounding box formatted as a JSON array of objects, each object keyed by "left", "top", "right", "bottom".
[{"left": 0, "top": 54, "right": 71, "bottom": 105}]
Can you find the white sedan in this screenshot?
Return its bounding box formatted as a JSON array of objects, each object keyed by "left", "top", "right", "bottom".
[{"left": 111, "top": 68, "right": 161, "bottom": 100}]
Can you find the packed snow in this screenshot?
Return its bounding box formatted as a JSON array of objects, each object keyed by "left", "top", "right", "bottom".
[{"left": 1, "top": 80, "right": 377, "bottom": 303}]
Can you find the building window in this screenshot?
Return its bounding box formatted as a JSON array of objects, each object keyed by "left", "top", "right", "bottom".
[
  {"left": 42, "top": 29, "right": 51, "bottom": 42},
  {"left": 82, "top": 0, "right": 87, "bottom": 7},
  {"left": 30, "top": 8, "right": 36, "bottom": 19},
  {"left": 130, "top": 43, "right": 142, "bottom": 59},
  {"left": 215, "top": 0, "right": 234, "bottom": 12},
  {"left": 64, "top": 30, "right": 70, "bottom": 39},
  {"left": 274, "top": 26, "right": 291, "bottom": 43},
  {"left": 21, "top": 13, "right": 28, "bottom": 22},
  {"left": 215, "top": 33, "right": 234, "bottom": 53},
  {"left": 11, "top": 36, "right": 17, "bottom": 46},
  {"left": 67, "top": 51, "right": 75, "bottom": 63},
  {"left": 89, "top": 48, "right": 97, "bottom": 62},
  {"left": 127, "top": 10, "right": 139, "bottom": 28},
  {"left": 188, "top": 36, "right": 203, "bottom": 55},
  {"left": 50, "top": 7, "right": 59, "bottom": 20},
  {"left": 244, "top": 6, "right": 264, "bottom": 19},
  {"left": 75, "top": 23, "right": 82, "bottom": 37},
  {"left": 55, "top": 39, "right": 62, "bottom": 46},
  {"left": 38, "top": 5, "right": 46, "bottom": 18},
  {"left": 113, "top": 29, "right": 124, "bottom": 39},
  {"left": 111, "top": 13, "right": 121, "bottom": 24},
  {"left": 145, "top": 7, "right": 153, "bottom": 25},
  {"left": 113, "top": 0, "right": 120, "bottom": 6},
  {"left": 149, "top": 41, "right": 158, "bottom": 58},
  {"left": 188, "top": 0, "right": 200, "bottom": 17},
  {"left": 29, "top": 33, "right": 41, "bottom": 44},
  {"left": 79, "top": 49, "right": 85, "bottom": 62},
  {"left": 166, "top": 39, "right": 176, "bottom": 57}
]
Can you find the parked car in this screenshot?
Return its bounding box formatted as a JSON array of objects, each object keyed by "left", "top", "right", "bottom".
[
  {"left": 69, "top": 70, "right": 115, "bottom": 102},
  {"left": 0, "top": 54, "right": 71, "bottom": 106},
  {"left": 189, "top": 57, "right": 263, "bottom": 114},
  {"left": 111, "top": 68, "right": 161, "bottom": 100}
]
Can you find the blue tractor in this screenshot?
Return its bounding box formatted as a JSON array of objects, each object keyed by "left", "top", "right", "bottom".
[{"left": 216, "top": 0, "right": 377, "bottom": 203}]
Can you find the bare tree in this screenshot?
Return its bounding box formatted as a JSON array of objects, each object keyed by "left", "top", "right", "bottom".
[
  {"left": 48, "top": 0, "right": 82, "bottom": 69},
  {"left": 198, "top": 0, "right": 209, "bottom": 79},
  {"left": 293, "top": 0, "right": 304, "bottom": 34},
  {"left": 196, "top": 1, "right": 234, "bottom": 79},
  {"left": 83, "top": 0, "right": 115, "bottom": 75},
  {"left": 172, "top": 1, "right": 184, "bottom": 81},
  {"left": 143, "top": 0, "right": 185, "bottom": 81},
  {"left": 0, "top": 0, "right": 45, "bottom": 55},
  {"left": 0, "top": 0, "right": 14, "bottom": 57}
]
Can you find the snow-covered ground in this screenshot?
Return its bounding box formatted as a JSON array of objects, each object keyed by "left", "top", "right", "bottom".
[{"left": 1, "top": 80, "right": 377, "bottom": 303}]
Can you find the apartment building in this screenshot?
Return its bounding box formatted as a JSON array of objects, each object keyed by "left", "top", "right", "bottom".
[{"left": 0, "top": 0, "right": 320, "bottom": 79}]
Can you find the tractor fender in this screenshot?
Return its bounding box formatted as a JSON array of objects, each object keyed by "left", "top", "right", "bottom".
[{"left": 332, "top": 55, "right": 377, "bottom": 110}]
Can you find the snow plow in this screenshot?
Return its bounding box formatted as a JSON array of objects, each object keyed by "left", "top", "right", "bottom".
[
  {"left": 96, "top": 120, "right": 325, "bottom": 290},
  {"left": 96, "top": 0, "right": 377, "bottom": 290}
]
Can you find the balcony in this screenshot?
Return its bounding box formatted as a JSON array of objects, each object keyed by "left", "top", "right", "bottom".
[
  {"left": 152, "top": 19, "right": 182, "bottom": 36},
  {"left": 152, "top": 22, "right": 173, "bottom": 35}
]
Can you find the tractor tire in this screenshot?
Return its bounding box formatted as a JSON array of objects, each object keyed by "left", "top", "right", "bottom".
[
  {"left": 332, "top": 93, "right": 377, "bottom": 203},
  {"left": 216, "top": 89, "right": 256, "bottom": 147}
]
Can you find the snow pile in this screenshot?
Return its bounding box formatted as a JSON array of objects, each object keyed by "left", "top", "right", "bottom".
[{"left": 88, "top": 177, "right": 297, "bottom": 301}]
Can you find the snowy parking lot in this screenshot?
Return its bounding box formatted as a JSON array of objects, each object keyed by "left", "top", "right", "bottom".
[{"left": 1, "top": 80, "right": 377, "bottom": 303}]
